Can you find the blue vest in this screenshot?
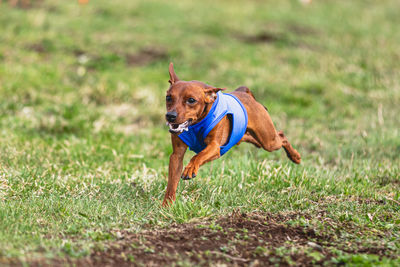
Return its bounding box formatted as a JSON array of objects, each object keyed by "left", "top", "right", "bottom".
[{"left": 178, "top": 91, "right": 248, "bottom": 156}]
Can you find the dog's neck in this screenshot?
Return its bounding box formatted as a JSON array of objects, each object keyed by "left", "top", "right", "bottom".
[{"left": 196, "top": 102, "right": 213, "bottom": 122}]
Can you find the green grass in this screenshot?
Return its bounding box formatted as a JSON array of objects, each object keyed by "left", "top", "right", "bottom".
[{"left": 0, "top": 0, "right": 399, "bottom": 265}]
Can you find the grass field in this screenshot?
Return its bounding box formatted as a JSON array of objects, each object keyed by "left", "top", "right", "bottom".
[{"left": 0, "top": 0, "right": 399, "bottom": 265}]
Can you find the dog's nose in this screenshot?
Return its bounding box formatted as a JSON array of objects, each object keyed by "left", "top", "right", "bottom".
[{"left": 165, "top": 111, "right": 177, "bottom": 122}]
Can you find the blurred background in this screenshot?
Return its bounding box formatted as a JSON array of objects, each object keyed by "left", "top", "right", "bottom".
[
  {"left": 1, "top": 0, "right": 399, "bottom": 166},
  {"left": 1, "top": 0, "right": 400, "bottom": 262}
]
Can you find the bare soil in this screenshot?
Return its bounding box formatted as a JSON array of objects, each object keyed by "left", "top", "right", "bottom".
[
  {"left": 22, "top": 211, "right": 394, "bottom": 266},
  {"left": 237, "top": 31, "right": 290, "bottom": 45},
  {"left": 124, "top": 47, "right": 167, "bottom": 66}
]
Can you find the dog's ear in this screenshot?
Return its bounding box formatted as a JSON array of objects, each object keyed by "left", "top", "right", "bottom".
[
  {"left": 168, "top": 62, "right": 180, "bottom": 84},
  {"left": 204, "top": 87, "right": 225, "bottom": 103}
]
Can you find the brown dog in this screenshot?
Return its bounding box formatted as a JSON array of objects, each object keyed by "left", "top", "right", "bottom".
[{"left": 162, "top": 63, "right": 301, "bottom": 206}]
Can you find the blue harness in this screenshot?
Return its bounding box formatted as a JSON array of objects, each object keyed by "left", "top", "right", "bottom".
[{"left": 178, "top": 91, "right": 248, "bottom": 156}]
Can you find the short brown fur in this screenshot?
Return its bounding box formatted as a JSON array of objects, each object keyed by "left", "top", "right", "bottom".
[{"left": 163, "top": 63, "right": 301, "bottom": 206}]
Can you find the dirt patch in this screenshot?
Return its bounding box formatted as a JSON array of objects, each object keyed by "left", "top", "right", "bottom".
[
  {"left": 73, "top": 47, "right": 167, "bottom": 70},
  {"left": 22, "top": 212, "right": 396, "bottom": 266},
  {"left": 287, "top": 24, "right": 319, "bottom": 36},
  {"left": 235, "top": 24, "right": 321, "bottom": 51},
  {"left": 26, "top": 40, "right": 53, "bottom": 54},
  {"left": 237, "top": 31, "right": 292, "bottom": 46},
  {"left": 26, "top": 43, "right": 46, "bottom": 53},
  {"left": 110, "top": 212, "right": 328, "bottom": 266},
  {"left": 124, "top": 47, "right": 167, "bottom": 66}
]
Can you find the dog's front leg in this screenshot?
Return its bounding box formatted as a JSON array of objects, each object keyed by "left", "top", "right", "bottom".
[
  {"left": 162, "top": 135, "right": 187, "bottom": 207},
  {"left": 181, "top": 140, "right": 220, "bottom": 180}
]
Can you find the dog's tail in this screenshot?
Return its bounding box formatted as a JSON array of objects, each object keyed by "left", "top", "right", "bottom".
[
  {"left": 278, "top": 131, "right": 301, "bottom": 164},
  {"left": 235, "top": 86, "right": 268, "bottom": 111},
  {"left": 235, "top": 86, "right": 255, "bottom": 98}
]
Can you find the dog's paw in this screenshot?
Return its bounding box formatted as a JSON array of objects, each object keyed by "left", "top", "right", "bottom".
[
  {"left": 181, "top": 174, "right": 196, "bottom": 180},
  {"left": 162, "top": 199, "right": 172, "bottom": 207},
  {"left": 181, "top": 163, "right": 198, "bottom": 180}
]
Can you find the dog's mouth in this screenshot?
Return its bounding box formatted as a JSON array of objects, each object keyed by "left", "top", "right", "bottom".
[{"left": 167, "top": 119, "right": 192, "bottom": 134}]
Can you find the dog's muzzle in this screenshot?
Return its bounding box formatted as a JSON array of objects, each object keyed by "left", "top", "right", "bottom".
[{"left": 167, "top": 120, "right": 192, "bottom": 134}]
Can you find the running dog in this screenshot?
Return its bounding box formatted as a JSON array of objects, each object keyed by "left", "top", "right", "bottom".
[{"left": 163, "top": 63, "right": 301, "bottom": 206}]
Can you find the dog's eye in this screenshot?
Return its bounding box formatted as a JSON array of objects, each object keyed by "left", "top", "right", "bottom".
[
  {"left": 187, "top": 98, "right": 197, "bottom": 104},
  {"left": 166, "top": 95, "right": 172, "bottom": 102}
]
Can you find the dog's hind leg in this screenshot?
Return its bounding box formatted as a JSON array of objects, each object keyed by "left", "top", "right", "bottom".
[
  {"left": 249, "top": 127, "right": 301, "bottom": 164},
  {"left": 239, "top": 132, "right": 262, "bottom": 148},
  {"left": 277, "top": 131, "right": 301, "bottom": 164},
  {"left": 245, "top": 101, "right": 301, "bottom": 164},
  {"left": 232, "top": 89, "right": 301, "bottom": 164}
]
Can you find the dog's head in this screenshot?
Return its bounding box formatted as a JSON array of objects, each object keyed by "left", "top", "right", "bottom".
[{"left": 165, "top": 63, "right": 224, "bottom": 134}]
